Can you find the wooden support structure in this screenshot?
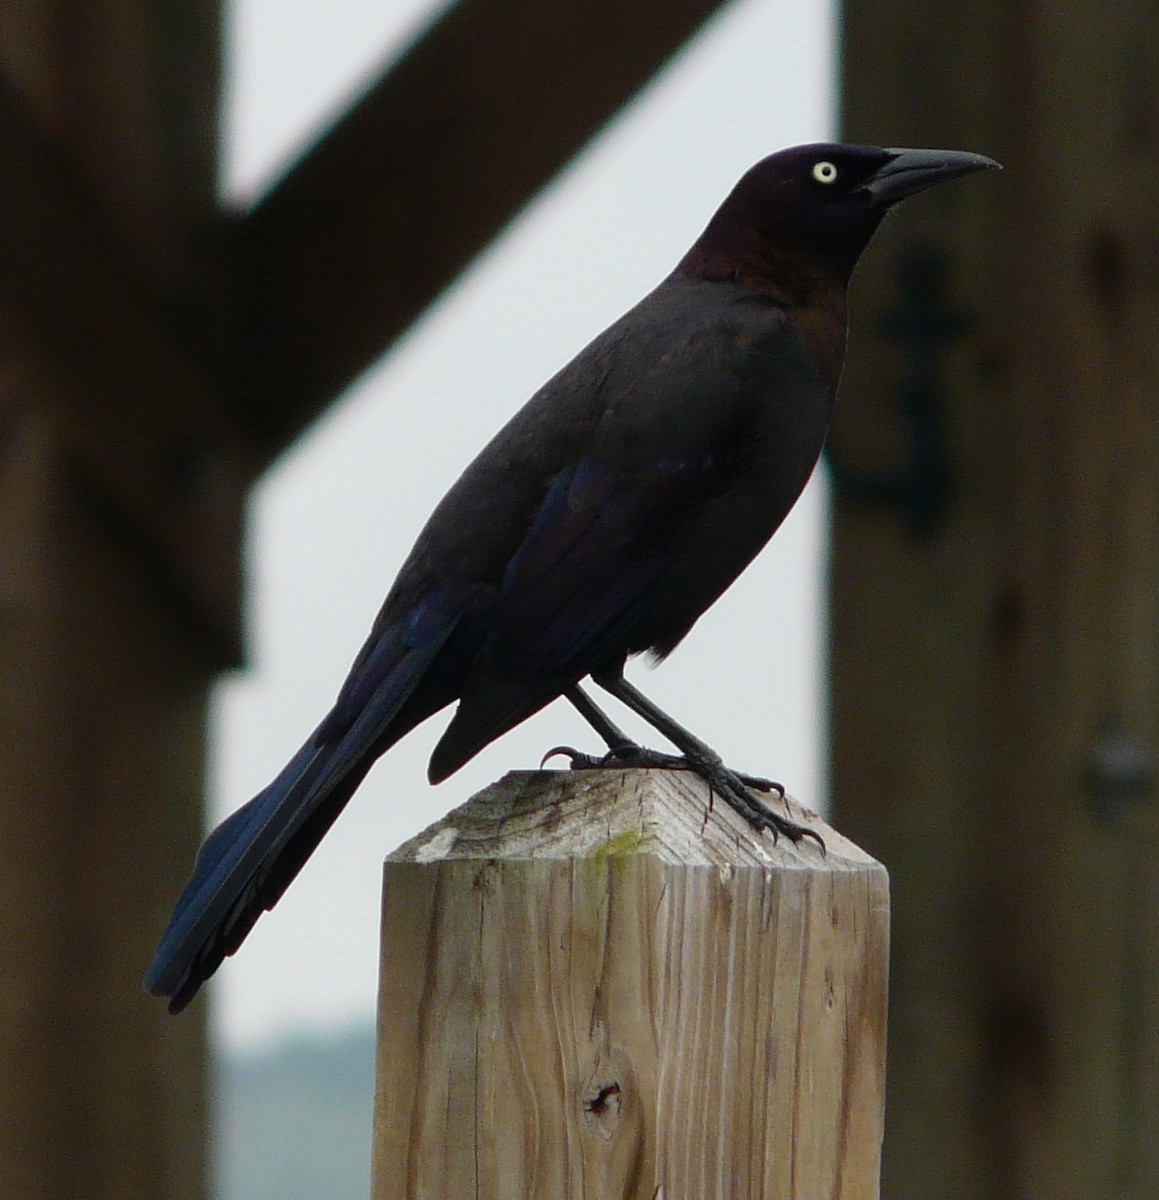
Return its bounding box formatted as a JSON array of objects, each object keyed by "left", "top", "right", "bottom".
[
  {"left": 837, "top": 1, "right": 1159, "bottom": 1196},
  {"left": 372, "top": 771, "right": 889, "bottom": 1199}
]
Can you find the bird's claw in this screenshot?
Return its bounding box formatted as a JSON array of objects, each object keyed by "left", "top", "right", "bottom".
[
  {"left": 541, "top": 741, "right": 820, "bottom": 849},
  {"left": 706, "top": 765, "right": 824, "bottom": 849},
  {"left": 540, "top": 744, "right": 605, "bottom": 770},
  {"left": 681, "top": 749, "right": 818, "bottom": 847},
  {"left": 546, "top": 740, "right": 705, "bottom": 774},
  {"left": 540, "top": 742, "right": 673, "bottom": 771},
  {"left": 732, "top": 770, "right": 784, "bottom": 796}
]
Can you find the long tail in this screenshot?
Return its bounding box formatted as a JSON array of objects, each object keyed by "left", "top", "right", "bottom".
[
  {"left": 146, "top": 614, "right": 462, "bottom": 1013},
  {"left": 145, "top": 731, "right": 370, "bottom": 1012}
]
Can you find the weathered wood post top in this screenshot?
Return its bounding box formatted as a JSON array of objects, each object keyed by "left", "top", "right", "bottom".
[{"left": 372, "top": 769, "right": 889, "bottom": 1200}]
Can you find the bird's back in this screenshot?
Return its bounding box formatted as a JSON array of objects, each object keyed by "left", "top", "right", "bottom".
[{"left": 374, "top": 273, "right": 838, "bottom": 656}]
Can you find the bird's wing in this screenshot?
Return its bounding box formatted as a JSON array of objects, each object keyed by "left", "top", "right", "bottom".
[
  {"left": 145, "top": 587, "right": 472, "bottom": 1011},
  {"left": 492, "top": 454, "right": 719, "bottom": 674},
  {"left": 427, "top": 446, "right": 731, "bottom": 780}
]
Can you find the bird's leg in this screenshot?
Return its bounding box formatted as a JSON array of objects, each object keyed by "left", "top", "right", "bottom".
[
  {"left": 549, "top": 679, "right": 819, "bottom": 847},
  {"left": 554, "top": 685, "right": 634, "bottom": 760},
  {"left": 552, "top": 682, "right": 786, "bottom": 793},
  {"left": 543, "top": 684, "right": 691, "bottom": 772},
  {"left": 589, "top": 668, "right": 821, "bottom": 847},
  {"left": 592, "top": 669, "right": 783, "bottom": 794}
]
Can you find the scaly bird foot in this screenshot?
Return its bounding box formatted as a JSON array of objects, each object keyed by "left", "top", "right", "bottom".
[{"left": 541, "top": 741, "right": 821, "bottom": 848}]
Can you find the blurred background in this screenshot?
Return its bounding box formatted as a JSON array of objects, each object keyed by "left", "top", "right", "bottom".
[{"left": 0, "top": 1, "right": 1155, "bottom": 1198}]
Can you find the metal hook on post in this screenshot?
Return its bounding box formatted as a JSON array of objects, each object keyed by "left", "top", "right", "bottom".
[{"left": 825, "top": 243, "right": 972, "bottom": 538}]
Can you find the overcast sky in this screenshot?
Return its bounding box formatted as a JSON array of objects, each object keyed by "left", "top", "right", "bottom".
[{"left": 213, "top": 0, "right": 835, "bottom": 1050}]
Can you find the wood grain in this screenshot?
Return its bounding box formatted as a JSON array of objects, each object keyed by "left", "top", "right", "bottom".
[{"left": 372, "top": 770, "right": 889, "bottom": 1199}]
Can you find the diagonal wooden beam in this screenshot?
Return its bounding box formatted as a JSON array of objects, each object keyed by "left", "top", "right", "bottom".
[{"left": 234, "top": 0, "right": 731, "bottom": 463}]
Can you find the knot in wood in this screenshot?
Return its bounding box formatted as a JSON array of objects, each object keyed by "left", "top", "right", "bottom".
[{"left": 581, "top": 1079, "right": 623, "bottom": 1139}]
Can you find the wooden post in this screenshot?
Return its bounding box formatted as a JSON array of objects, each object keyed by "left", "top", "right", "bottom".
[
  {"left": 0, "top": 5, "right": 224, "bottom": 1196},
  {"left": 837, "top": 1, "right": 1159, "bottom": 1196},
  {"left": 371, "top": 770, "right": 889, "bottom": 1199}
]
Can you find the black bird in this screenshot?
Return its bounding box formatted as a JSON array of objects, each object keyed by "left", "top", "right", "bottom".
[{"left": 147, "top": 143, "right": 998, "bottom": 1012}]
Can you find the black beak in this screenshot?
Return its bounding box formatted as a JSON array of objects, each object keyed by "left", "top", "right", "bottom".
[{"left": 862, "top": 147, "right": 1000, "bottom": 207}]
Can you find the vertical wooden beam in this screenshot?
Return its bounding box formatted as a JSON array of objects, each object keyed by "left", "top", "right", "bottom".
[
  {"left": 0, "top": 10, "right": 242, "bottom": 656},
  {"left": 372, "top": 771, "right": 889, "bottom": 1200},
  {"left": 836, "top": 1, "right": 1159, "bottom": 1196},
  {"left": 0, "top": 0, "right": 221, "bottom": 282},
  {"left": 0, "top": 370, "right": 208, "bottom": 1196},
  {"left": 0, "top": 3, "right": 221, "bottom": 1195}
]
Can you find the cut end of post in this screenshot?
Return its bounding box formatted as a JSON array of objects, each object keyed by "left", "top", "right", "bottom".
[{"left": 390, "top": 767, "right": 878, "bottom": 872}]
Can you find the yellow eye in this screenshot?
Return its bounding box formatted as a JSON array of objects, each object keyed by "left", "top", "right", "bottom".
[{"left": 812, "top": 161, "right": 839, "bottom": 184}]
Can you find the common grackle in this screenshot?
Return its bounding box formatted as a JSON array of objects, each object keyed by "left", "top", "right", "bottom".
[{"left": 147, "top": 143, "right": 998, "bottom": 1012}]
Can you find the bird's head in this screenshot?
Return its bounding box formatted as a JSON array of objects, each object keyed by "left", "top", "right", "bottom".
[{"left": 679, "top": 142, "right": 999, "bottom": 299}]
